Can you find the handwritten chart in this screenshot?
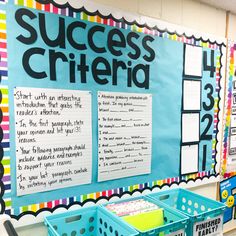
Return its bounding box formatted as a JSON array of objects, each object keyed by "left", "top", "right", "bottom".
[
  {"left": 14, "top": 87, "right": 92, "bottom": 196},
  {"left": 98, "top": 91, "right": 152, "bottom": 181}
]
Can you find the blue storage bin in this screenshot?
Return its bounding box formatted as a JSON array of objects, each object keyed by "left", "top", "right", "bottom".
[
  {"left": 148, "top": 188, "right": 226, "bottom": 236},
  {"left": 44, "top": 205, "right": 138, "bottom": 236},
  {"left": 103, "top": 195, "right": 188, "bottom": 236}
]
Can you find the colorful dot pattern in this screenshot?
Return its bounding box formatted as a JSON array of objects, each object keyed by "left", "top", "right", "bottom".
[{"left": 222, "top": 42, "right": 236, "bottom": 178}]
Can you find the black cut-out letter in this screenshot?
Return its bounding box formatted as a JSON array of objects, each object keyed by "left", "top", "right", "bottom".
[
  {"left": 127, "top": 32, "right": 140, "bottom": 60},
  {"left": 15, "top": 8, "right": 37, "bottom": 44},
  {"left": 107, "top": 28, "right": 126, "bottom": 56},
  {"left": 142, "top": 35, "right": 155, "bottom": 62},
  {"left": 23, "top": 47, "right": 46, "bottom": 79},
  {"left": 92, "top": 57, "right": 111, "bottom": 85},
  {"left": 39, "top": 13, "right": 65, "bottom": 48},
  {"left": 88, "top": 25, "right": 106, "bottom": 53},
  {"left": 67, "top": 21, "right": 87, "bottom": 50}
]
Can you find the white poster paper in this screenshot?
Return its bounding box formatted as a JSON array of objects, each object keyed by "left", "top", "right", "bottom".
[
  {"left": 229, "top": 134, "right": 236, "bottom": 151},
  {"left": 184, "top": 44, "right": 202, "bottom": 77},
  {"left": 232, "top": 107, "right": 236, "bottom": 115},
  {"left": 14, "top": 87, "right": 92, "bottom": 196},
  {"left": 230, "top": 114, "right": 236, "bottom": 126},
  {"left": 182, "top": 113, "right": 200, "bottom": 143},
  {"left": 229, "top": 134, "right": 236, "bottom": 160},
  {"left": 193, "top": 215, "right": 223, "bottom": 236},
  {"left": 230, "top": 127, "right": 236, "bottom": 135},
  {"left": 98, "top": 91, "right": 152, "bottom": 182},
  {"left": 183, "top": 80, "right": 201, "bottom": 111},
  {"left": 181, "top": 144, "right": 198, "bottom": 175}
]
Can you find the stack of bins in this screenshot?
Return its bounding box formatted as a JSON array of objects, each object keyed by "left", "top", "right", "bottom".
[
  {"left": 148, "top": 188, "right": 226, "bottom": 236},
  {"left": 102, "top": 196, "right": 189, "bottom": 236},
  {"left": 44, "top": 205, "right": 138, "bottom": 236}
]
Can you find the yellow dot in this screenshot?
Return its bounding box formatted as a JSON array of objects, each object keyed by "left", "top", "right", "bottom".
[
  {"left": 222, "top": 190, "right": 228, "bottom": 199},
  {"left": 226, "top": 196, "right": 235, "bottom": 208}
]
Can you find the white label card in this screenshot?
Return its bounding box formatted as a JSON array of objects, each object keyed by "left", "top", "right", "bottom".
[
  {"left": 230, "top": 115, "right": 236, "bottom": 126},
  {"left": 183, "top": 80, "right": 201, "bottom": 111},
  {"left": 14, "top": 87, "right": 92, "bottom": 196},
  {"left": 193, "top": 215, "right": 223, "bottom": 236},
  {"left": 97, "top": 91, "right": 152, "bottom": 182},
  {"left": 182, "top": 113, "right": 200, "bottom": 143},
  {"left": 184, "top": 44, "right": 202, "bottom": 77},
  {"left": 166, "top": 229, "right": 185, "bottom": 236},
  {"left": 230, "top": 134, "right": 236, "bottom": 149},
  {"left": 181, "top": 144, "right": 198, "bottom": 175}
]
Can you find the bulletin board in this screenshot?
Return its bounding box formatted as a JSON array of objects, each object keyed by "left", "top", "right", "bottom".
[
  {"left": 221, "top": 40, "right": 236, "bottom": 177},
  {"left": 0, "top": 0, "right": 226, "bottom": 225},
  {"left": 220, "top": 176, "right": 236, "bottom": 229},
  {"left": 220, "top": 40, "right": 236, "bottom": 231}
]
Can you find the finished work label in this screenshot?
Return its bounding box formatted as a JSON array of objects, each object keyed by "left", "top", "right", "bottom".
[
  {"left": 193, "top": 215, "right": 223, "bottom": 236},
  {"left": 14, "top": 87, "right": 92, "bottom": 196},
  {"left": 98, "top": 91, "right": 152, "bottom": 181}
]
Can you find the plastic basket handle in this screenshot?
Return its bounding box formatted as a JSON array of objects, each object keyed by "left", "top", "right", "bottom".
[
  {"left": 158, "top": 194, "right": 170, "bottom": 201},
  {"left": 147, "top": 230, "right": 156, "bottom": 235},
  {"left": 65, "top": 215, "right": 82, "bottom": 223},
  {"left": 181, "top": 220, "right": 188, "bottom": 225},
  {"left": 195, "top": 215, "right": 204, "bottom": 221}
]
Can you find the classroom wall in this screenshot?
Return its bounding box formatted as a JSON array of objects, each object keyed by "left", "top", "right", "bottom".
[
  {"left": 229, "top": 13, "right": 236, "bottom": 39},
  {"left": 92, "top": 0, "right": 227, "bottom": 38},
  {"left": 90, "top": 0, "right": 236, "bottom": 200},
  {"left": 92, "top": 0, "right": 236, "bottom": 40},
  {"left": 11, "top": 0, "right": 233, "bottom": 234}
]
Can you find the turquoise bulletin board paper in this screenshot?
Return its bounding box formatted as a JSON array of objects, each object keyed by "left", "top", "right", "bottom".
[
  {"left": 0, "top": 0, "right": 223, "bottom": 219},
  {"left": 7, "top": 4, "right": 184, "bottom": 207},
  {"left": 199, "top": 48, "right": 217, "bottom": 172}
]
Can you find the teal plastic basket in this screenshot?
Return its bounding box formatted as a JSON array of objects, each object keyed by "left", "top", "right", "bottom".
[
  {"left": 103, "top": 195, "right": 188, "bottom": 236},
  {"left": 44, "top": 205, "right": 138, "bottom": 236},
  {"left": 148, "top": 188, "right": 226, "bottom": 236}
]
